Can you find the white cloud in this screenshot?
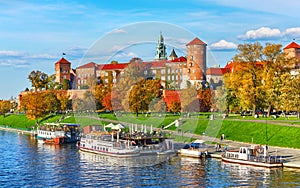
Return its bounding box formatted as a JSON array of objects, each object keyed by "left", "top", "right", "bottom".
[
  {"left": 238, "top": 27, "right": 282, "bottom": 40},
  {"left": 210, "top": 40, "right": 237, "bottom": 50},
  {"left": 284, "top": 27, "right": 300, "bottom": 37},
  {"left": 25, "top": 54, "right": 57, "bottom": 60},
  {"left": 0, "top": 50, "right": 23, "bottom": 57}
]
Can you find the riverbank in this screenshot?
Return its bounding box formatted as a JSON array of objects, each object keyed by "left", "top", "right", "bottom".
[
  {"left": 183, "top": 132, "right": 300, "bottom": 169},
  {"left": 2, "top": 125, "right": 300, "bottom": 169}
]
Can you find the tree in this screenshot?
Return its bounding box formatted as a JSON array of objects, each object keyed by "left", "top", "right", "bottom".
[
  {"left": 57, "top": 90, "right": 70, "bottom": 112},
  {"left": 168, "top": 101, "right": 181, "bottom": 114},
  {"left": 198, "top": 88, "right": 213, "bottom": 112},
  {"left": 28, "top": 70, "right": 50, "bottom": 91},
  {"left": 111, "top": 57, "right": 152, "bottom": 112},
  {"left": 128, "top": 79, "right": 162, "bottom": 116},
  {"left": 232, "top": 42, "right": 264, "bottom": 116},
  {"left": 180, "top": 85, "right": 199, "bottom": 112},
  {"left": 43, "top": 90, "right": 61, "bottom": 113},
  {"left": 0, "top": 100, "right": 11, "bottom": 117},
  {"left": 24, "top": 92, "right": 48, "bottom": 123},
  {"left": 102, "top": 92, "right": 112, "bottom": 111}
]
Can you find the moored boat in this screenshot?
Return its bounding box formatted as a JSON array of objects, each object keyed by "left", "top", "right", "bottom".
[
  {"left": 78, "top": 129, "right": 175, "bottom": 157},
  {"left": 178, "top": 139, "right": 209, "bottom": 158},
  {"left": 37, "top": 123, "right": 80, "bottom": 144},
  {"left": 222, "top": 145, "right": 283, "bottom": 168}
]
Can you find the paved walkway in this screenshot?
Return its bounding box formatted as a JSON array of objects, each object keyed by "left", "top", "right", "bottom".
[{"left": 171, "top": 130, "right": 300, "bottom": 168}]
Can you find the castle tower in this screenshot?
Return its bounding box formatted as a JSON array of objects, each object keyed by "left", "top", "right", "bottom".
[
  {"left": 154, "top": 32, "right": 167, "bottom": 61},
  {"left": 284, "top": 41, "right": 300, "bottom": 70},
  {"left": 284, "top": 41, "right": 300, "bottom": 59},
  {"left": 55, "top": 57, "right": 71, "bottom": 84},
  {"left": 186, "top": 37, "right": 207, "bottom": 87}
]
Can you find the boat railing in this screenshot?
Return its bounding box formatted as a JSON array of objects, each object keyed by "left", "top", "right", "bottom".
[
  {"left": 224, "top": 152, "right": 282, "bottom": 164},
  {"left": 249, "top": 155, "right": 282, "bottom": 164}
]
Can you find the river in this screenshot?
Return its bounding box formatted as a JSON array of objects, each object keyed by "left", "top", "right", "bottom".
[{"left": 1, "top": 130, "right": 300, "bottom": 187}]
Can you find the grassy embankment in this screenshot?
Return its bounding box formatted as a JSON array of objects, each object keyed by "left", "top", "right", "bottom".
[{"left": 1, "top": 113, "right": 300, "bottom": 149}]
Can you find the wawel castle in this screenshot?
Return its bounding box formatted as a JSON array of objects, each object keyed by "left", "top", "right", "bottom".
[
  {"left": 42, "top": 34, "right": 300, "bottom": 107},
  {"left": 55, "top": 33, "right": 211, "bottom": 93}
]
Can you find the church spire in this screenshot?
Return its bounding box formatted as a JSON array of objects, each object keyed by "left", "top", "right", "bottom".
[{"left": 154, "top": 32, "right": 167, "bottom": 61}]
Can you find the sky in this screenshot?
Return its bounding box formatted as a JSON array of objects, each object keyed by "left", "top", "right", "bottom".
[{"left": 1, "top": 0, "right": 300, "bottom": 99}]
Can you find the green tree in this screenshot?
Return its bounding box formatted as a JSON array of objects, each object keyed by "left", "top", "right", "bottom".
[{"left": 28, "top": 70, "right": 50, "bottom": 91}]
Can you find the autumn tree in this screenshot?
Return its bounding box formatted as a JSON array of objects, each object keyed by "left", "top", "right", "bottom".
[
  {"left": 279, "top": 73, "right": 300, "bottom": 117},
  {"left": 128, "top": 79, "right": 162, "bottom": 116},
  {"left": 43, "top": 91, "right": 61, "bottom": 113},
  {"left": 198, "top": 88, "right": 213, "bottom": 112},
  {"left": 180, "top": 85, "right": 199, "bottom": 112},
  {"left": 261, "top": 43, "right": 292, "bottom": 116},
  {"left": 56, "top": 90, "right": 70, "bottom": 112},
  {"left": 168, "top": 101, "right": 181, "bottom": 114},
  {"left": 24, "top": 92, "right": 48, "bottom": 123},
  {"left": 232, "top": 42, "right": 264, "bottom": 116},
  {"left": 111, "top": 57, "right": 152, "bottom": 112},
  {"left": 0, "top": 100, "right": 11, "bottom": 117}
]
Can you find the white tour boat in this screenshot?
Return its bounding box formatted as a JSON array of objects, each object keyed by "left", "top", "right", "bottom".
[
  {"left": 222, "top": 145, "right": 282, "bottom": 168},
  {"left": 78, "top": 130, "right": 175, "bottom": 157}
]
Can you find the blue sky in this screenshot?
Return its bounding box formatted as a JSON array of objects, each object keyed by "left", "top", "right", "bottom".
[{"left": 1, "top": 0, "right": 300, "bottom": 99}]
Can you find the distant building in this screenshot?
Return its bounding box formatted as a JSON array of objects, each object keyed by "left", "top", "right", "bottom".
[
  {"left": 74, "top": 34, "right": 207, "bottom": 91},
  {"left": 54, "top": 57, "right": 76, "bottom": 89},
  {"left": 206, "top": 67, "right": 227, "bottom": 89}
]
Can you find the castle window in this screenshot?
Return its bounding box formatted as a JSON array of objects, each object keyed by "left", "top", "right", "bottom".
[
  {"left": 161, "top": 76, "right": 165, "bottom": 80},
  {"left": 161, "top": 69, "right": 165, "bottom": 74},
  {"left": 152, "top": 70, "right": 156, "bottom": 74}
]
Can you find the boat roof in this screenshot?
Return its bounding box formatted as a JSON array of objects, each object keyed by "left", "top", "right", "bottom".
[
  {"left": 192, "top": 139, "right": 205, "bottom": 144},
  {"left": 42, "top": 123, "right": 80, "bottom": 126}
]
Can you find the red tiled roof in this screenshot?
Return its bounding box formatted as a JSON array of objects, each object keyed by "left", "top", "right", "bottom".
[
  {"left": 206, "top": 68, "right": 227, "bottom": 75},
  {"left": 55, "top": 57, "right": 71, "bottom": 64},
  {"left": 146, "top": 60, "right": 167, "bottom": 68},
  {"left": 284, "top": 42, "right": 300, "bottom": 49},
  {"left": 170, "top": 56, "right": 187, "bottom": 62},
  {"left": 102, "top": 63, "right": 129, "bottom": 70},
  {"left": 77, "top": 62, "right": 96, "bottom": 69},
  {"left": 186, "top": 37, "right": 206, "bottom": 46}
]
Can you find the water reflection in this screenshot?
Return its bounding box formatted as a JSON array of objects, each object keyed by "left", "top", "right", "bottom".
[{"left": 80, "top": 151, "right": 176, "bottom": 168}]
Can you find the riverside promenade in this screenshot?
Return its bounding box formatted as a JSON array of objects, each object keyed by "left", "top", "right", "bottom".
[
  {"left": 2, "top": 125, "right": 300, "bottom": 169},
  {"left": 172, "top": 130, "right": 300, "bottom": 169}
]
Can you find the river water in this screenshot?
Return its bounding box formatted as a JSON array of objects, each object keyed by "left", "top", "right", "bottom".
[{"left": 1, "top": 130, "right": 300, "bottom": 187}]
